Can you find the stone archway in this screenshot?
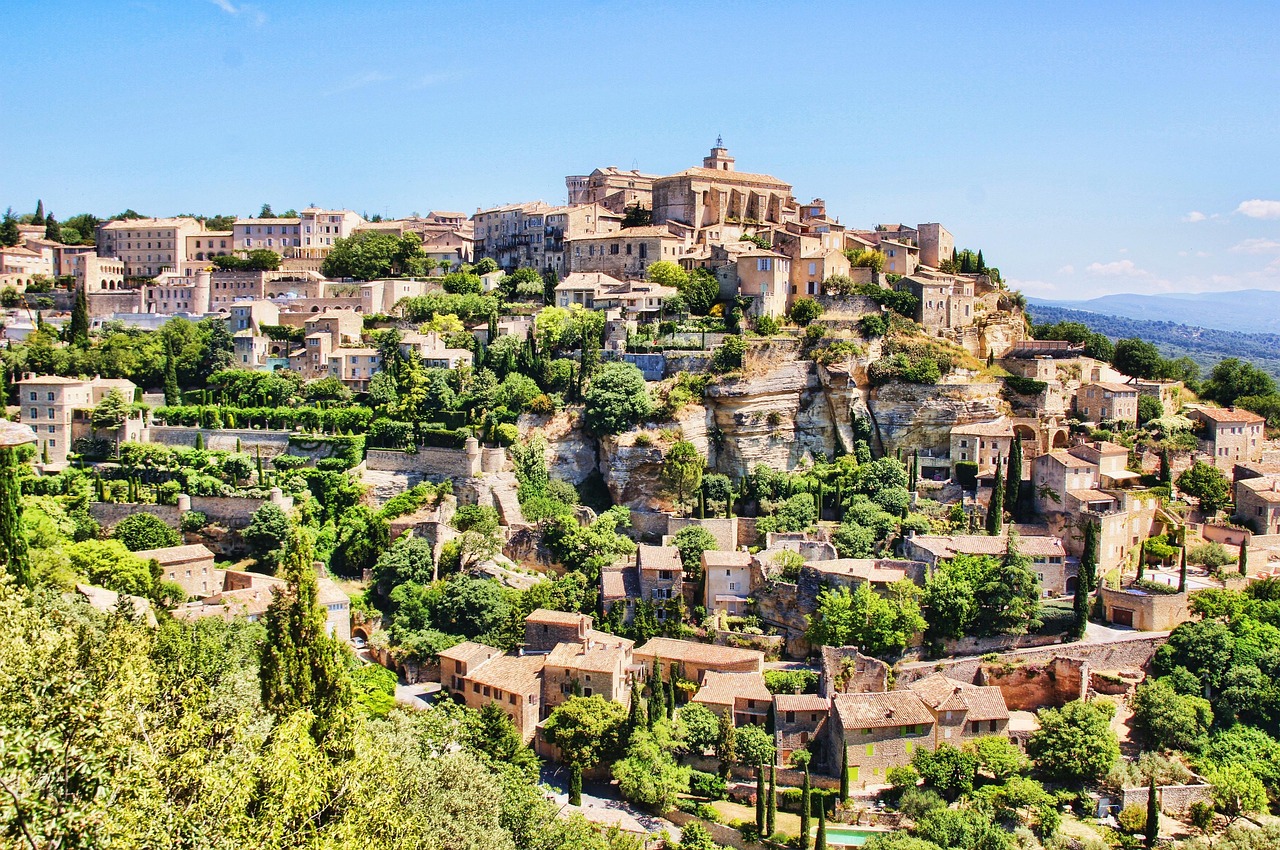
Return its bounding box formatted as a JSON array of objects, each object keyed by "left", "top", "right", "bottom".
[{"left": 1052, "top": 429, "right": 1070, "bottom": 449}]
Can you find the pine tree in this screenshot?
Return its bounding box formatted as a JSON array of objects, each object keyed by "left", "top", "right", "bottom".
[
  {"left": 839, "top": 745, "right": 849, "bottom": 801},
  {"left": 816, "top": 801, "right": 828, "bottom": 850},
  {"left": 0, "top": 448, "right": 31, "bottom": 587},
  {"left": 163, "top": 339, "right": 180, "bottom": 405},
  {"left": 69, "top": 285, "right": 89, "bottom": 346},
  {"left": 986, "top": 456, "right": 1004, "bottom": 536},
  {"left": 767, "top": 764, "right": 777, "bottom": 837},
  {"left": 1005, "top": 435, "right": 1022, "bottom": 522},
  {"left": 1178, "top": 545, "right": 1188, "bottom": 592},
  {"left": 0, "top": 211, "right": 20, "bottom": 247},
  {"left": 1239, "top": 543, "right": 1248, "bottom": 576},
  {"left": 258, "top": 525, "right": 353, "bottom": 742},
  {"left": 756, "top": 764, "right": 766, "bottom": 836},
  {"left": 1145, "top": 777, "right": 1159, "bottom": 849}
]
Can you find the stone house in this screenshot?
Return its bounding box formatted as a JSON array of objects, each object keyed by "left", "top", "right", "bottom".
[
  {"left": 1098, "top": 585, "right": 1191, "bottom": 631},
  {"left": 902, "top": 534, "right": 1072, "bottom": 596},
  {"left": 461, "top": 652, "right": 546, "bottom": 743},
  {"left": 540, "top": 631, "right": 637, "bottom": 715},
  {"left": 950, "top": 420, "right": 1015, "bottom": 475},
  {"left": 637, "top": 544, "right": 684, "bottom": 609},
  {"left": 565, "top": 167, "right": 657, "bottom": 214},
  {"left": 691, "top": 671, "right": 772, "bottom": 727},
  {"left": 600, "top": 563, "right": 641, "bottom": 623},
  {"left": 901, "top": 274, "right": 974, "bottom": 331},
  {"left": 524, "top": 609, "right": 593, "bottom": 653},
  {"left": 19, "top": 373, "right": 142, "bottom": 467},
  {"left": 632, "top": 637, "right": 765, "bottom": 684},
  {"left": 1234, "top": 474, "right": 1280, "bottom": 535},
  {"left": 172, "top": 569, "right": 351, "bottom": 641},
  {"left": 1188, "top": 406, "right": 1266, "bottom": 471},
  {"left": 566, "top": 225, "right": 686, "bottom": 279},
  {"left": 774, "top": 693, "right": 830, "bottom": 766},
  {"left": 136, "top": 543, "right": 217, "bottom": 598},
  {"left": 650, "top": 144, "right": 797, "bottom": 246},
  {"left": 703, "top": 549, "right": 754, "bottom": 615},
  {"left": 1076, "top": 382, "right": 1139, "bottom": 424},
  {"left": 917, "top": 223, "right": 954, "bottom": 269}
]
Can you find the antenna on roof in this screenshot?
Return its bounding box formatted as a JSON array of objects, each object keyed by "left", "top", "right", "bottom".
[{"left": 716, "top": 134, "right": 723, "bottom": 148}]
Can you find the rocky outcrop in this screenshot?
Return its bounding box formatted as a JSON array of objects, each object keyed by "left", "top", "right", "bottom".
[
  {"left": 703, "top": 359, "right": 835, "bottom": 478},
  {"left": 598, "top": 438, "right": 670, "bottom": 511},
  {"left": 868, "top": 380, "right": 1007, "bottom": 457},
  {"left": 517, "top": 410, "right": 597, "bottom": 484}
]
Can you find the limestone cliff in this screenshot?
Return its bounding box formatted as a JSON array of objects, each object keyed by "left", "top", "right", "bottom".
[
  {"left": 517, "top": 410, "right": 598, "bottom": 485},
  {"left": 867, "top": 379, "right": 1008, "bottom": 457}
]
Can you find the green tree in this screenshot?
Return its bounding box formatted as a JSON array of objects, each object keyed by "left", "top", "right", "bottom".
[
  {"left": 612, "top": 728, "right": 690, "bottom": 811},
  {"left": 797, "top": 749, "right": 812, "bottom": 850},
  {"left": 1206, "top": 764, "right": 1267, "bottom": 826},
  {"left": 1177, "top": 461, "right": 1231, "bottom": 515},
  {"left": 69, "top": 285, "right": 89, "bottom": 346},
  {"left": 330, "top": 505, "right": 390, "bottom": 579},
  {"left": 1145, "top": 777, "right": 1160, "bottom": 850},
  {"left": 1027, "top": 700, "right": 1119, "bottom": 785},
  {"left": 1005, "top": 437, "right": 1022, "bottom": 522},
  {"left": 244, "top": 502, "right": 292, "bottom": 571},
  {"left": 767, "top": 764, "right": 777, "bottom": 837},
  {"left": 1131, "top": 678, "right": 1213, "bottom": 752},
  {"left": 985, "top": 456, "right": 1004, "bottom": 535},
  {"left": 68, "top": 539, "right": 153, "bottom": 596},
  {"left": 661, "top": 440, "right": 704, "bottom": 514},
  {"left": 912, "top": 743, "right": 977, "bottom": 801},
  {"left": 583, "top": 361, "right": 652, "bottom": 435},
  {"left": 163, "top": 337, "right": 181, "bottom": 406},
  {"left": 111, "top": 513, "right": 181, "bottom": 552},
  {"left": 1073, "top": 520, "right": 1099, "bottom": 640},
  {"left": 0, "top": 210, "right": 20, "bottom": 246},
  {"left": 1138, "top": 394, "right": 1163, "bottom": 424},
  {"left": 805, "top": 581, "right": 925, "bottom": 656},
  {"left": 258, "top": 525, "right": 353, "bottom": 741},
  {"left": 0, "top": 447, "right": 29, "bottom": 587},
  {"left": 544, "top": 696, "right": 627, "bottom": 805},
  {"left": 678, "top": 703, "right": 720, "bottom": 755},
  {"left": 1201, "top": 357, "right": 1277, "bottom": 406},
  {"left": 1113, "top": 338, "right": 1164, "bottom": 379},
  {"left": 789, "top": 297, "right": 824, "bottom": 327},
  {"left": 735, "top": 723, "right": 776, "bottom": 769},
  {"left": 966, "top": 735, "right": 1029, "bottom": 781}
]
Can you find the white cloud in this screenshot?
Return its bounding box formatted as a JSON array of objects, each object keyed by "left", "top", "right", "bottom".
[
  {"left": 1236, "top": 199, "right": 1280, "bottom": 219},
  {"left": 1006, "top": 278, "right": 1057, "bottom": 296},
  {"left": 1085, "top": 259, "right": 1151, "bottom": 278},
  {"left": 326, "top": 71, "right": 391, "bottom": 96},
  {"left": 1231, "top": 238, "right": 1280, "bottom": 254},
  {"left": 1182, "top": 211, "right": 1207, "bottom": 223},
  {"left": 208, "top": 0, "right": 266, "bottom": 25},
  {"left": 1057, "top": 264, "right": 1074, "bottom": 275}
]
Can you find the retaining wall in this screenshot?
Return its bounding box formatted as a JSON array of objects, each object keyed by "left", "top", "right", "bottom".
[
  {"left": 148, "top": 426, "right": 293, "bottom": 457},
  {"left": 1120, "top": 782, "right": 1213, "bottom": 815},
  {"left": 895, "top": 632, "right": 1169, "bottom": 687},
  {"left": 365, "top": 447, "right": 480, "bottom": 478},
  {"left": 89, "top": 493, "right": 284, "bottom": 530}
]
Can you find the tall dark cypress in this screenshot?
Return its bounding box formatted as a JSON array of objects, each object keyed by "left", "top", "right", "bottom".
[
  {"left": 163, "top": 339, "right": 180, "bottom": 406},
  {"left": 1005, "top": 435, "right": 1022, "bottom": 521},
  {"left": 766, "top": 764, "right": 777, "bottom": 837},
  {"left": 1073, "top": 520, "right": 1099, "bottom": 640},
  {"left": 799, "top": 757, "right": 812, "bottom": 850},
  {"left": 839, "top": 745, "right": 849, "bottom": 801},
  {"left": 985, "top": 456, "right": 1004, "bottom": 536},
  {"left": 816, "top": 800, "right": 828, "bottom": 850},
  {"left": 756, "top": 764, "right": 766, "bottom": 836},
  {"left": 1239, "top": 543, "right": 1248, "bottom": 577},
  {"left": 1145, "top": 777, "right": 1159, "bottom": 849},
  {"left": 69, "top": 284, "right": 89, "bottom": 346},
  {"left": 0, "top": 447, "right": 31, "bottom": 587},
  {"left": 1178, "top": 545, "right": 1188, "bottom": 592}
]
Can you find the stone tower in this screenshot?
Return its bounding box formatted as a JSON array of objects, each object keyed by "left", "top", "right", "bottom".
[
  {"left": 192, "top": 269, "right": 211, "bottom": 315},
  {"left": 702, "top": 137, "right": 735, "bottom": 172}
]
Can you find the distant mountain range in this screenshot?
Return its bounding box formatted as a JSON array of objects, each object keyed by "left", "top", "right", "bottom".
[
  {"left": 1023, "top": 300, "right": 1280, "bottom": 379},
  {"left": 1027, "top": 289, "right": 1280, "bottom": 336}
]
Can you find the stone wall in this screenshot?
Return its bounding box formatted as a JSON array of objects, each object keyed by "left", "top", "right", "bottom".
[
  {"left": 941, "top": 633, "right": 1064, "bottom": 657},
  {"left": 629, "top": 510, "right": 673, "bottom": 543},
  {"left": 90, "top": 493, "right": 285, "bottom": 531},
  {"left": 895, "top": 632, "right": 1168, "bottom": 687},
  {"left": 665, "top": 810, "right": 758, "bottom": 850},
  {"left": 89, "top": 502, "right": 181, "bottom": 529},
  {"left": 148, "top": 426, "right": 292, "bottom": 457},
  {"left": 666, "top": 516, "right": 739, "bottom": 551},
  {"left": 664, "top": 351, "right": 714, "bottom": 377},
  {"left": 364, "top": 447, "right": 481, "bottom": 479},
  {"left": 1201, "top": 522, "right": 1249, "bottom": 547},
  {"left": 712, "top": 630, "right": 784, "bottom": 660},
  {"left": 976, "top": 656, "right": 1087, "bottom": 710},
  {"left": 1099, "top": 586, "right": 1190, "bottom": 631},
  {"left": 1120, "top": 782, "right": 1213, "bottom": 816},
  {"left": 622, "top": 353, "right": 665, "bottom": 381}
]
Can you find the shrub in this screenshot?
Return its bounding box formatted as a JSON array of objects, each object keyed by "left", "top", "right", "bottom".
[
  {"left": 688, "top": 770, "right": 727, "bottom": 800},
  {"left": 1005, "top": 375, "right": 1048, "bottom": 396},
  {"left": 1116, "top": 803, "right": 1147, "bottom": 835},
  {"left": 955, "top": 461, "right": 979, "bottom": 488},
  {"left": 111, "top": 513, "right": 182, "bottom": 552},
  {"left": 493, "top": 423, "right": 519, "bottom": 446},
  {"left": 754, "top": 314, "right": 780, "bottom": 336},
  {"left": 858, "top": 313, "right": 888, "bottom": 338},
  {"left": 1187, "top": 542, "right": 1235, "bottom": 569},
  {"left": 180, "top": 511, "right": 208, "bottom": 532},
  {"left": 789, "top": 297, "right": 823, "bottom": 327}
]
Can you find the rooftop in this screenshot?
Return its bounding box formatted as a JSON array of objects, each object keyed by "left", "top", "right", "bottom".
[
  {"left": 133, "top": 543, "right": 214, "bottom": 564},
  {"left": 637, "top": 544, "right": 682, "bottom": 574},
  {"left": 774, "top": 693, "right": 831, "bottom": 714},
  {"left": 692, "top": 671, "right": 772, "bottom": 707},
  {"left": 526, "top": 608, "right": 592, "bottom": 628},
  {"left": 468, "top": 654, "right": 545, "bottom": 695},
  {"left": 951, "top": 420, "right": 1015, "bottom": 437},
  {"left": 1084, "top": 381, "right": 1138, "bottom": 394},
  {"left": 908, "top": 534, "right": 1065, "bottom": 560},
  {"left": 439, "top": 640, "right": 502, "bottom": 667},
  {"left": 633, "top": 637, "right": 764, "bottom": 670},
  {"left": 1193, "top": 406, "right": 1266, "bottom": 424},
  {"left": 909, "top": 673, "right": 1009, "bottom": 721},
  {"left": 833, "top": 691, "right": 935, "bottom": 730},
  {"left": 702, "top": 549, "right": 753, "bottom": 569}
]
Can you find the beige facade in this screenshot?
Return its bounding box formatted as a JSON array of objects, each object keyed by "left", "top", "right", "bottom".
[
  {"left": 637, "top": 544, "right": 683, "bottom": 606},
  {"left": 651, "top": 145, "right": 797, "bottom": 245},
  {"left": 632, "top": 637, "right": 764, "bottom": 685},
  {"left": 398, "top": 332, "right": 473, "bottom": 370},
  {"left": 902, "top": 534, "right": 1071, "bottom": 596},
  {"left": 326, "top": 347, "right": 381, "bottom": 391},
  {"left": 232, "top": 218, "right": 301, "bottom": 255},
  {"left": 541, "top": 630, "right": 636, "bottom": 715},
  {"left": 903, "top": 274, "right": 975, "bottom": 331},
  {"left": 567, "top": 225, "right": 686, "bottom": 278},
  {"left": 0, "top": 245, "right": 54, "bottom": 280},
  {"left": 18, "top": 374, "right": 139, "bottom": 466},
  {"left": 691, "top": 671, "right": 772, "bottom": 727},
  {"left": 917, "top": 223, "right": 954, "bottom": 269},
  {"left": 1099, "top": 585, "right": 1191, "bottom": 631},
  {"left": 97, "top": 217, "right": 205, "bottom": 278},
  {"left": 703, "top": 549, "right": 753, "bottom": 615},
  {"left": 950, "top": 420, "right": 1015, "bottom": 473},
  {"left": 734, "top": 250, "right": 790, "bottom": 317},
  {"left": 566, "top": 167, "right": 657, "bottom": 213},
  {"left": 1189, "top": 406, "right": 1265, "bottom": 470},
  {"left": 186, "top": 231, "right": 232, "bottom": 262},
  {"left": 1076, "top": 382, "right": 1139, "bottom": 424},
  {"left": 296, "top": 209, "right": 366, "bottom": 259},
  {"left": 472, "top": 202, "right": 555, "bottom": 270},
  {"left": 1234, "top": 475, "right": 1280, "bottom": 535},
  {"left": 71, "top": 253, "right": 127, "bottom": 294},
  {"left": 137, "top": 543, "right": 217, "bottom": 598}
]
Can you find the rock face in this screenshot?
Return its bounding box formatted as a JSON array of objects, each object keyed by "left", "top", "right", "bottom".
[
  {"left": 703, "top": 359, "right": 835, "bottom": 478},
  {"left": 518, "top": 410, "right": 598, "bottom": 484},
  {"left": 598, "top": 437, "right": 671, "bottom": 512},
  {"left": 867, "top": 380, "right": 1007, "bottom": 457}
]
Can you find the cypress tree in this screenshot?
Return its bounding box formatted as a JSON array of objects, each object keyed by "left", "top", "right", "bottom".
[
  {"left": 756, "top": 764, "right": 766, "bottom": 836},
  {"left": 569, "top": 766, "right": 583, "bottom": 807},
  {"left": 44, "top": 212, "right": 60, "bottom": 242},
  {"left": 163, "top": 339, "right": 180, "bottom": 406},
  {"left": 839, "top": 745, "right": 849, "bottom": 801},
  {"left": 1073, "top": 520, "right": 1099, "bottom": 640},
  {"left": 1145, "top": 776, "right": 1159, "bottom": 849},
  {"left": 985, "top": 456, "right": 1004, "bottom": 536},
  {"left": 976, "top": 249, "right": 986, "bottom": 271},
  {"left": 258, "top": 525, "right": 353, "bottom": 743},
  {"left": 816, "top": 800, "right": 828, "bottom": 850},
  {"left": 799, "top": 757, "right": 812, "bottom": 850},
  {"left": 1159, "top": 448, "right": 1171, "bottom": 484},
  {"left": 627, "top": 680, "right": 643, "bottom": 736},
  {"left": 1136, "top": 543, "right": 1146, "bottom": 582},
  {"left": 910, "top": 450, "right": 919, "bottom": 492},
  {"left": 33, "top": 199, "right": 44, "bottom": 222},
  {"left": 1178, "top": 545, "right": 1188, "bottom": 592},
  {"left": 667, "top": 663, "right": 677, "bottom": 718},
  {"left": 767, "top": 764, "right": 777, "bottom": 837},
  {"left": 0, "top": 448, "right": 31, "bottom": 587},
  {"left": 194, "top": 432, "right": 204, "bottom": 451},
  {"left": 699, "top": 490, "right": 706, "bottom": 519},
  {"left": 69, "top": 285, "right": 89, "bottom": 346},
  {"left": 1005, "top": 435, "right": 1022, "bottom": 521},
  {"left": 1239, "top": 543, "right": 1248, "bottom": 577}
]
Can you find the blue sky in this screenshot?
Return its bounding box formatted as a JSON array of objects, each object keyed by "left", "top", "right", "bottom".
[{"left": 4, "top": 0, "right": 1279, "bottom": 299}]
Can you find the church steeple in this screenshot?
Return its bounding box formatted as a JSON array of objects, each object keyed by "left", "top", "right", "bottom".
[{"left": 703, "top": 139, "right": 735, "bottom": 171}]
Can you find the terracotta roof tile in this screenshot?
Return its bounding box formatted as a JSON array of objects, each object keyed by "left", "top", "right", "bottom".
[
  {"left": 833, "top": 691, "right": 934, "bottom": 729},
  {"left": 774, "top": 694, "right": 830, "bottom": 713},
  {"left": 634, "top": 637, "right": 764, "bottom": 671},
  {"left": 692, "top": 671, "right": 772, "bottom": 707}
]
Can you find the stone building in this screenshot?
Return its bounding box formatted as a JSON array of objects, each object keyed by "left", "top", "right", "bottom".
[
  {"left": 703, "top": 549, "right": 754, "bottom": 615},
  {"left": 650, "top": 143, "right": 797, "bottom": 246},
  {"left": 950, "top": 420, "right": 1015, "bottom": 474},
  {"left": 774, "top": 693, "right": 830, "bottom": 766},
  {"left": 1188, "top": 406, "right": 1266, "bottom": 471},
  {"left": 632, "top": 637, "right": 764, "bottom": 684},
  {"left": 232, "top": 218, "right": 302, "bottom": 255},
  {"left": 1076, "top": 382, "right": 1139, "bottom": 424},
  {"left": 540, "top": 630, "right": 637, "bottom": 713},
  {"left": 565, "top": 167, "right": 657, "bottom": 214},
  {"left": 525, "top": 609, "right": 593, "bottom": 653},
  {"left": 136, "top": 543, "right": 217, "bottom": 598},
  {"left": 690, "top": 671, "right": 772, "bottom": 726},
  {"left": 637, "top": 544, "right": 684, "bottom": 608},
  {"left": 566, "top": 225, "right": 686, "bottom": 279},
  {"left": 734, "top": 248, "right": 791, "bottom": 317},
  {"left": 1234, "top": 473, "right": 1280, "bottom": 535},
  {"left": 901, "top": 274, "right": 975, "bottom": 332},
  {"left": 1098, "top": 585, "right": 1191, "bottom": 631},
  {"left": 96, "top": 217, "right": 205, "bottom": 279},
  {"left": 18, "top": 373, "right": 140, "bottom": 466},
  {"left": 917, "top": 223, "right": 955, "bottom": 269},
  {"left": 902, "top": 534, "right": 1072, "bottom": 596}
]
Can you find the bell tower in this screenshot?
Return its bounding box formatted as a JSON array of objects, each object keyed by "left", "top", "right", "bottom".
[{"left": 702, "top": 136, "right": 735, "bottom": 171}]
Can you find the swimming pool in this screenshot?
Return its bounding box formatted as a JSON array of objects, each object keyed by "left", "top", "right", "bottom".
[{"left": 815, "top": 825, "right": 882, "bottom": 847}]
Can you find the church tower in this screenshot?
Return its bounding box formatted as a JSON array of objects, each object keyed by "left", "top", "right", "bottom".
[{"left": 702, "top": 136, "right": 735, "bottom": 171}]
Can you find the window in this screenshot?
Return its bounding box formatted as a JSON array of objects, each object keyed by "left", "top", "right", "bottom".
[
  {"left": 757, "top": 258, "right": 772, "bottom": 271},
  {"left": 785, "top": 711, "right": 795, "bottom": 723},
  {"left": 46, "top": 392, "right": 54, "bottom": 401},
  {"left": 27, "top": 392, "right": 35, "bottom": 401},
  {"left": 808, "top": 262, "right": 817, "bottom": 275},
  {"left": 48, "top": 440, "right": 55, "bottom": 448},
  {"left": 728, "top": 582, "right": 737, "bottom": 591},
  {"left": 29, "top": 408, "right": 37, "bottom": 418},
  {"left": 47, "top": 425, "right": 54, "bottom": 433}
]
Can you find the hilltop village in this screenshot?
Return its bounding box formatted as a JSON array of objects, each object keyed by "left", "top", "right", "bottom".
[{"left": 2, "top": 146, "right": 1279, "bottom": 850}]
